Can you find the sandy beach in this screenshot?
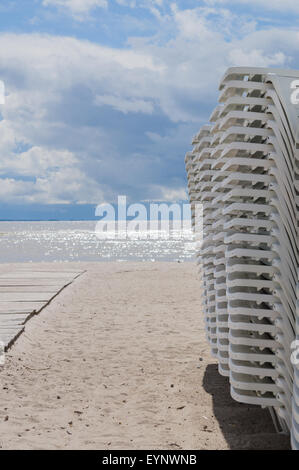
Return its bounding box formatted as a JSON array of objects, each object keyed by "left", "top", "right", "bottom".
[{"left": 0, "top": 262, "right": 290, "bottom": 450}]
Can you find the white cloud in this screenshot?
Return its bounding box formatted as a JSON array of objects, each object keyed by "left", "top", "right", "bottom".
[
  {"left": 204, "top": 0, "right": 299, "bottom": 14},
  {"left": 0, "top": 140, "right": 104, "bottom": 203},
  {"left": 229, "top": 49, "right": 286, "bottom": 67},
  {"left": 115, "top": 0, "right": 136, "bottom": 6},
  {"left": 150, "top": 185, "right": 188, "bottom": 202},
  {"left": 115, "top": 0, "right": 163, "bottom": 8},
  {"left": 170, "top": 5, "right": 216, "bottom": 40},
  {"left": 0, "top": 179, "right": 34, "bottom": 202},
  {"left": 0, "top": 4, "right": 298, "bottom": 204},
  {"left": 43, "top": 0, "right": 165, "bottom": 20},
  {"left": 0, "top": 171, "right": 104, "bottom": 204},
  {"left": 95, "top": 94, "right": 154, "bottom": 114},
  {"left": 114, "top": 0, "right": 165, "bottom": 18},
  {"left": 42, "top": 0, "right": 108, "bottom": 20},
  {"left": 0, "top": 145, "right": 77, "bottom": 176},
  {"left": 33, "top": 168, "right": 105, "bottom": 204}
]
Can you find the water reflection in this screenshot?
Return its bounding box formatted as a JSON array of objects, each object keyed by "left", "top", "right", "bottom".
[{"left": 0, "top": 221, "right": 195, "bottom": 263}]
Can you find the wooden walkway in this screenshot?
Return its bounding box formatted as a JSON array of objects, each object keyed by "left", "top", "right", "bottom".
[{"left": 0, "top": 268, "right": 84, "bottom": 349}]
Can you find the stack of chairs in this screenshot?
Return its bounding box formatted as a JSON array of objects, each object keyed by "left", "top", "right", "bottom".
[
  {"left": 185, "top": 67, "right": 299, "bottom": 448},
  {"left": 292, "top": 272, "right": 299, "bottom": 448}
]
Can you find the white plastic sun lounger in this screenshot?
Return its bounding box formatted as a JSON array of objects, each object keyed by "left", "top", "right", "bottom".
[{"left": 185, "top": 66, "right": 299, "bottom": 447}]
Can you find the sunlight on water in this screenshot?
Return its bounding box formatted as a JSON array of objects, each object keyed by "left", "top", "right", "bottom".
[{"left": 0, "top": 221, "right": 196, "bottom": 262}]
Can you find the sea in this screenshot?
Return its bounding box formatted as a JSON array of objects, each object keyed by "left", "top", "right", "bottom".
[{"left": 0, "top": 221, "right": 196, "bottom": 263}]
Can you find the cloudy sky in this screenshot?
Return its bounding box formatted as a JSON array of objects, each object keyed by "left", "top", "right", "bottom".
[{"left": 0, "top": 0, "right": 298, "bottom": 219}]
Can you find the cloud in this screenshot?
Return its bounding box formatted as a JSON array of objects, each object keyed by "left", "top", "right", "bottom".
[
  {"left": 149, "top": 185, "right": 188, "bottom": 202},
  {"left": 0, "top": 4, "right": 299, "bottom": 205},
  {"left": 228, "top": 48, "right": 286, "bottom": 67},
  {"left": 114, "top": 0, "right": 166, "bottom": 20},
  {"left": 203, "top": 0, "right": 299, "bottom": 14},
  {"left": 42, "top": 0, "right": 108, "bottom": 20},
  {"left": 115, "top": 0, "right": 163, "bottom": 9},
  {"left": 95, "top": 94, "right": 154, "bottom": 114},
  {"left": 115, "top": 0, "right": 137, "bottom": 6},
  {"left": 0, "top": 142, "right": 104, "bottom": 204},
  {"left": 0, "top": 33, "right": 168, "bottom": 204},
  {"left": 0, "top": 145, "right": 76, "bottom": 177},
  {"left": 0, "top": 172, "right": 104, "bottom": 205},
  {"left": 43, "top": 0, "right": 165, "bottom": 20}
]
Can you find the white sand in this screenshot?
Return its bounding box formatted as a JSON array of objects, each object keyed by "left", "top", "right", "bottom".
[{"left": 0, "top": 262, "right": 290, "bottom": 449}]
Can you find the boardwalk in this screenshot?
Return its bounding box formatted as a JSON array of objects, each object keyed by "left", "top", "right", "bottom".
[{"left": 0, "top": 266, "right": 83, "bottom": 349}]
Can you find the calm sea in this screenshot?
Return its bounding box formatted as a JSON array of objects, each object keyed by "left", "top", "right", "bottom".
[{"left": 0, "top": 221, "right": 196, "bottom": 263}]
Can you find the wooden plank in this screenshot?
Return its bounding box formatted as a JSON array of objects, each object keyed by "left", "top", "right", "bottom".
[
  {"left": 0, "top": 312, "right": 36, "bottom": 327},
  {"left": 0, "top": 302, "right": 45, "bottom": 312},
  {"left": 0, "top": 287, "right": 59, "bottom": 293},
  {"left": 0, "top": 309, "right": 35, "bottom": 315},
  {"left": 0, "top": 313, "right": 30, "bottom": 324},
  {"left": 7, "top": 270, "right": 81, "bottom": 274},
  {"left": 0, "top": 268, "right": 83, "bottom": 349},
  {"left": 0, "top": 324, "right": 24, "bottom": 331},
  {"left": 0, "top": 272, "right": 79, "bottom": 279},
  {"left": 0, "top": 324, "right": 24, "bottom": 330},
  {"left": 0, "top": 293, "right": 55, "bottom": 302},
  {"left": 0, "top": 327, "right": 24, "bottom": 336},
  {"left": 0, "top": 280, "right": 66, "bottom": 287},
  {"left": 0, "top": 328, "right": 24, "bottom": 349},
  {"left": 0, "top": 310, "right": 32, "bottom": 316}
]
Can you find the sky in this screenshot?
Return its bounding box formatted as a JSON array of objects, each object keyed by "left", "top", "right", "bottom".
[{"left": 0, "top": 0, "right": 299, "bottom": 219}]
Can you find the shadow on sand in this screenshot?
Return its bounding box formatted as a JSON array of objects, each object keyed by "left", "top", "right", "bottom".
[{"left": 202, "top": 364, "right": 291, "bottom": 450}]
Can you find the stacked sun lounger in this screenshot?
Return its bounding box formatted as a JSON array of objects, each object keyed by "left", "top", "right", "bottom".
[{"left": 185, "top": 67, "right": 299, "bottom": 448}]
